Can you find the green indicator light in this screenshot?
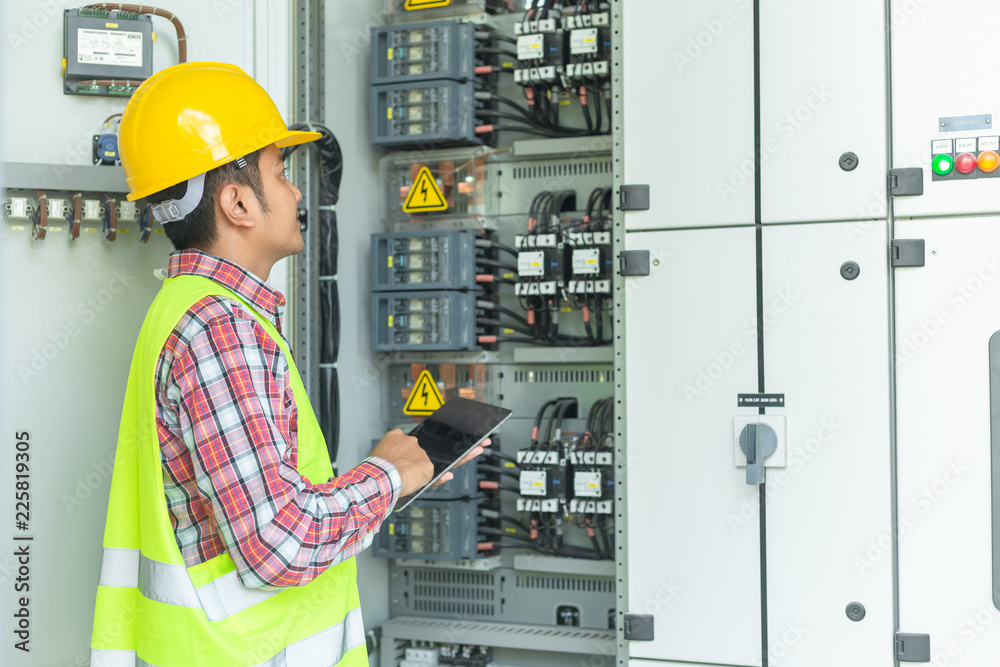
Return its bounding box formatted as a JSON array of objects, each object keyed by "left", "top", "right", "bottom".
[{"left": 932, "top": 153, "right": 954, "bottom": 175}]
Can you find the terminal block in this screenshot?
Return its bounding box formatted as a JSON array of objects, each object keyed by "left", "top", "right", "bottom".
[
  {"left": 371, "top": 290, "right": 481, "bottom": 351},
  {"left": 371, "top": 230, "right": 486, "bottom": 291},
  {"left": 370, "top": 20, "right": 477, "bottom": 86}
]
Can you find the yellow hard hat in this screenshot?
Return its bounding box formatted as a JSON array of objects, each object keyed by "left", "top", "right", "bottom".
[{"left": 119, "top": 62, "right": 320, "bottom": 201}]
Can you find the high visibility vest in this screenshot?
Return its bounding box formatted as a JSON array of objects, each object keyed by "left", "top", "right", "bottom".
[{"left": 90, "top": 274, "right": 368, "bottom": 667}]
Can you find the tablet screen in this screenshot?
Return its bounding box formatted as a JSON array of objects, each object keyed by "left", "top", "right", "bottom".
[{"left": 394, "top": 397, "right": 512, "bottom": 510}]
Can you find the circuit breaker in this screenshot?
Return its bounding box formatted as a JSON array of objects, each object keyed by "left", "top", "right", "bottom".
[
  {"left": 63, "top": 9, "right": 153, "bottom": 96},
  {"left": 372, "top": 499, "right": 482, "bottom": 561},
  {"left": 370, "top": 21, "right": 477, "bottom": 85},
  {"left": 371, "top": 80, "right": 482, "bottom": 148},
  {"left": 371, "top": 230, "right": 483, "bottom": 291},
  {"left": 514, "top": 233, "right": 562, "bottom": 296},
  {"left": 563, "top": 11, "right": 610, "bottom": 84},
  {"left": 371, "top": 290, "right": 481, "bottom": 351}
]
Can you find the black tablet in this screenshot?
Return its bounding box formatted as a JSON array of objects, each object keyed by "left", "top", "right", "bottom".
[{"left": 394, "top": 396, "right": 512, "bottom": 511}]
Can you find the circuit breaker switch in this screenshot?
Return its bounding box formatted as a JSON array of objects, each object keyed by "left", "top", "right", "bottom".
[{"left": 739, "top": 423, "right": 777, "bottom": 486}]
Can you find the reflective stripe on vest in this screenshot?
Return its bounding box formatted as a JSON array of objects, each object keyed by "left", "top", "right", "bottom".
[
  {"left": 98, "top": 547, "right": 282, "bottom": 621},
  {"left": 90, "top": 606, "right": 365, "bottom": 667}
]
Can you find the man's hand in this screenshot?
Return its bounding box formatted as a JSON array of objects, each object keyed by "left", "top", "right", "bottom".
[{"left": 370, "top": 429, "right": 491, "bottom": 497}]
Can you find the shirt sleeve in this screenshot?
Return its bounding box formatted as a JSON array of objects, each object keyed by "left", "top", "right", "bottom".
[{"left": 169, "top": 308, "right": 401, "bottom": 589}]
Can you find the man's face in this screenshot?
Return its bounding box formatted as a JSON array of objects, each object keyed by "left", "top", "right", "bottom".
[{"left": 255, "top": 143, "right": 303, "bottom": 259}]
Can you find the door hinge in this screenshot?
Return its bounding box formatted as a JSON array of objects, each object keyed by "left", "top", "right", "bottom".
[
  {"left": 891, "top": 239, "right": 926, "bottom": 267},
  {"left": 619, "top": 250, "right": 650, "bottom": 276},
  {"left": 619, "top": 184, "right": 650, "bottom": 211},
  {"left": 889, "top": 168, "right": 924, "bottom": 196},
  {"left": 623, "top": 614, "right": 654, "bottom": 641},
  {"left": 895, "top": 632, "right": 930, "bottom": 662}
]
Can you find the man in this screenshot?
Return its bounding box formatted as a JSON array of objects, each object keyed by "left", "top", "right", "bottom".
[{"left": 90, "top": 62, "right": 485, "bottom": 667}]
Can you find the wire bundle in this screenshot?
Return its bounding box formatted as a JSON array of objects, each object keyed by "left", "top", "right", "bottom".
[{"left": 282, "top": 124, "right": 343, "bottom": 467}]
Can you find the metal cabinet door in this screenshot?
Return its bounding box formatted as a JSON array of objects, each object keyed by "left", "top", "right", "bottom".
[
  {"left": 759, "top": 2, "right": 888, "bottom": 224},
  {"left": 894, "top": 218, "right": 1000, "bottom": 664},
  {"left": 761, "top": 221, "right": 894, "bottom": 666},
  {"left": 624, "top": 226, "right": 762, "bottom": 665},
  {"left": 622, "top": 1, "right": 755, "bottom": 231},
  {"left": 891, "top": 0, "right": 1000, "bottom": 218}
]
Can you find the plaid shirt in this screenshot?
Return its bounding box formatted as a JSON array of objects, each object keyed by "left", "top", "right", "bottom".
[{"left": 154, "top": 249, "right": 399, "bottom": 589}]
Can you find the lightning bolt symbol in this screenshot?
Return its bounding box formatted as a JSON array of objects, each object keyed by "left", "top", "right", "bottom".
[
  {"left": 420, "top": 179, "right": 428, "bottom": 201},
  {"left": 421, "top": 384, "right": 429, "bottom": 405}
]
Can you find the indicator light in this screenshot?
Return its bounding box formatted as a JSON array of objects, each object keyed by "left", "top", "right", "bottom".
[
  {"left": 955, "top": 152, "right": 977, "bottom": 174},
  {"left": 932, "top": 153, "right": 954, "bottom": 175},
  {"left": 978, "top": 150, "right": 1000, "bottom": 173}
]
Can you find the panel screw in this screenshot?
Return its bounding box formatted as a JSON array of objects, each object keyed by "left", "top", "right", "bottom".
[
  {"left": 839, "top": 152, "right": 859, "bottom": 171},
  {"left": 652, "top": 259, "right": 660, "bottom": 266},
  {"left": 846, "top": 601, "right": 866, "bottom": 622},
  {"left": 840, "top": 261, "right": 860, "bottom": 280}
]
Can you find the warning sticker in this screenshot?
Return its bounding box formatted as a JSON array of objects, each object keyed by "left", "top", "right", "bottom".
[
  {"left": 403, "top": 370, "right": 445, "bottom": 416},
  {"left": 77, "top": 28, "right": 143, "bottom": 67},
  {"left": 404, "top": 0, "right": 451, "bottom": 8},
  {"left": 402, "top": 166, "right": 448, "bottom": 213}
]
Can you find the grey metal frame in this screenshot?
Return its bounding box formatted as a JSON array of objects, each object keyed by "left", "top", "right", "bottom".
[
  {"left": 292, "top": 0, "right": 324, "bottom": 407},
  {"left": 610, "top": 2, "right": 628, "bottom": 667}
]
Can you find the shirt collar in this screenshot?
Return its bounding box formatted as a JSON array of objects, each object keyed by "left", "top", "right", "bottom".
[{"left": 166, "top": 249, "right": 286, "bottom": 329}]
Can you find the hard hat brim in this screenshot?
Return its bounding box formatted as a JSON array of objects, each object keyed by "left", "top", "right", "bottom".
[{"left": 275, "top": 130, "right": 322, "bottom": 148}]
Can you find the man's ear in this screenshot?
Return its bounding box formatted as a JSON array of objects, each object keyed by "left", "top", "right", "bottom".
[{"left": 217, "top": 182, "right": 256, "bottom": 230}]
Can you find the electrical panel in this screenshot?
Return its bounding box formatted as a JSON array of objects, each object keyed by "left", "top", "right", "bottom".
[
  {"left": 63, "top": 9, "right": 153, "bottom": 97},
  {"left": 371, "top": 230, "right": 482, "bottom": 291},
  {"left": 371, "top": 290, "right": 483, "bottom": 351},
  {"left": 370, "top": 21, "right": 478, "bottom": 85},
  {"left": 364, "top": 6, "right": 617, "bottom": 666}
]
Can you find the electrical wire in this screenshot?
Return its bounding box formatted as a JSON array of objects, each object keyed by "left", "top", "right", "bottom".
[{"left": 83, "top": 4, "right": 187, "bottom": 62}]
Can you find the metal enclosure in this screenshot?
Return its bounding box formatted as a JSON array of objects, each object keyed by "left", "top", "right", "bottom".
[{"left": 894, "top": 217, "right": 1000, "bottom": 664}]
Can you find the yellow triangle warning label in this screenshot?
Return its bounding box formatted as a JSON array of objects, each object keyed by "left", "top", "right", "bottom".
[
  {"left": 402, "top": 166, "right": 448, "bottom": 213},
  {"left": 403, "top": 370, "right": 446, "bottom": 415},
  {"left": 404, "top": 0, "right": 451, "bottom": 9}
]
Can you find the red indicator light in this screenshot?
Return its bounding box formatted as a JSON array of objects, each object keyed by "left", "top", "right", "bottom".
[{"left": 955, "top": 152, "right": 978, "bottom": 174}]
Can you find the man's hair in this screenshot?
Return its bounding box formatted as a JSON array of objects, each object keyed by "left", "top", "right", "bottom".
[{"left": 148, "top": 147, "right": 270, "bottom": 251}]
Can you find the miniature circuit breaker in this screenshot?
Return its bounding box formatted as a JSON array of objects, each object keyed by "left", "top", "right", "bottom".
[
  {"left": 371, "top": 290, "right": 480, "bottom": 351},
  {"left": 372, "top": 499, "right": 482, "bottom": 561},
  {"left": 370, "top": 80, "right": 481, "bottom": 149},
  {"left": 370, "top": 20, "right": 477, "bottom": 86},
  {"left": 371, "top": 230, "right": 481, "bottom": 291}
]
